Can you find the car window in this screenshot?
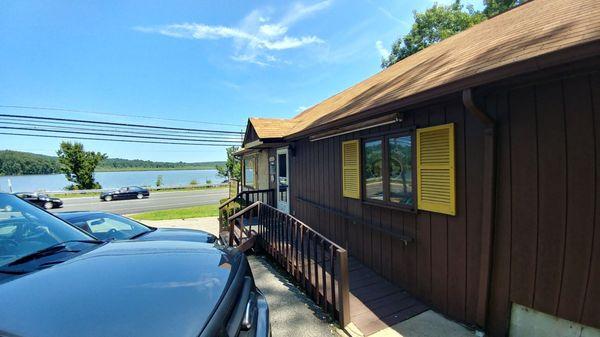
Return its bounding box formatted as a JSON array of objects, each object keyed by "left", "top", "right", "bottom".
[
  {"left": 88, "top": 217, "right": 133, "bottom": 232},
  {"left": 0, "top": 194, "right": 94, "bottom": 267},
  {"left": 66, "top": 213, "right": 150, "bottom": 241}
]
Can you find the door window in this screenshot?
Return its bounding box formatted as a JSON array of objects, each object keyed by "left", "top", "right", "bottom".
[{"left": 278, "top": 153, "right": 288, "bottom": 202}]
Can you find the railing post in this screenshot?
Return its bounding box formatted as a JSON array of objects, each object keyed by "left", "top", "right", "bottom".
[
  {"left": 229, "top": 219, "right": 235, "bottom": 246},
  {"left": 336, "top": 249, "right": 350, "bottom": 328}
]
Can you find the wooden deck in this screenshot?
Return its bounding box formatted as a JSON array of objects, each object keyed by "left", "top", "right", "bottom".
[{"left": 348, "top": 257, "right": 428, "bottom": 336}]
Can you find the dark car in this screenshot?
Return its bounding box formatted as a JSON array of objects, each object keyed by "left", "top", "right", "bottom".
[
  {"left": 100, "top": 186, "right": 149, "bottom": 201},
  {"left": 13, "top": 192, "right": 63, "bottom": 209},
  {"left": 57, "top": 211, "right": 217, "bottom": 243},
  {"left": 0, "top": 193, "right": 270, "bottom": 337}
]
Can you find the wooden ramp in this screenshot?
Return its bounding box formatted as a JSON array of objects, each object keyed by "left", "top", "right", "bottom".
[{"left": 348, "top": 257, "right": 428, "bottom": 336}]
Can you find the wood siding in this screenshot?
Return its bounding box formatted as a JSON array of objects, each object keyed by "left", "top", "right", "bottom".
[
  {"left": 289, "top": 96, "right": 483, "bottom": 327},
  {"left": 287, "top": 69, "right": 600, "bottom": 336},
  {"left": 487, "top": 71, "right": 600, "bottom": 336}
]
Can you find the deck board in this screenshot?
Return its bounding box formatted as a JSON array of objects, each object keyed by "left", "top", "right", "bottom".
[{"left": 349, "top": 257, "right": 428, "bottom": 336}]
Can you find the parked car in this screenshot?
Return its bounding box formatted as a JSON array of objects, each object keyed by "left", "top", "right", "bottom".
[
  {"left": 57, "top": 211, "right": 217, "bottom": 243},
  {"left": 12, "top": 192, "right": 63, "bottom": 209},
  {"left": 0, "top": 193, "right": 270, "bottom": 337},
  {"left": 100, "top": 186, "right": 149, "bottom": 201}
]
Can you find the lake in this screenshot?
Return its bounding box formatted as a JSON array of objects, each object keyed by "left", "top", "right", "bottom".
[{"left": 0, "top": 169, "right": 223, "bottom": 192}]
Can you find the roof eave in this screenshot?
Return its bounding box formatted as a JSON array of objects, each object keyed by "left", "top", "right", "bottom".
[{"left": 285, "top": 40, "right": 600, "bottom": 141}]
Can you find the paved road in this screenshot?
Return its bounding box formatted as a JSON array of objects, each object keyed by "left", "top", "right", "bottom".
[{"left": 49, "top": 189, "right": 228, "bottom": 215}]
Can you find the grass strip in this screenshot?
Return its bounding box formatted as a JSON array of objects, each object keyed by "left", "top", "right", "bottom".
[{"left": 129, "top": 204, "right": 219, "bottom": 221}]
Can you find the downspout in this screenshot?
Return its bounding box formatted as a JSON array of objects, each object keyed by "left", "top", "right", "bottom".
[{"left": 462, "top": 88, "right": 496, "bottom": 330}]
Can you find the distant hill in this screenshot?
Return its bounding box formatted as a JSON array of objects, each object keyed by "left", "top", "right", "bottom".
[{"left": 0, "top": 150, "right": 225, "bottom": 176}]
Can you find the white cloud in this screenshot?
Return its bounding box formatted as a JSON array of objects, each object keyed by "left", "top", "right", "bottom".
[
  {"left": 259, "top": 24, "right": 287, "bottom": 37},
  {"left": 375, "top": 40, "right": 390, "bottom": 59},
  {"left": 296, "top": 106, "right": 308, "bottom": 112},
  {"left": 135, "top": 1, "right": 331, "bottom": 66}
]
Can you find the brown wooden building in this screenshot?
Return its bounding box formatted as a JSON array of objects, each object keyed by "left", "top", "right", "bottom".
[{"left": 236, "top": 0, "right": 600, "bottom": 335}]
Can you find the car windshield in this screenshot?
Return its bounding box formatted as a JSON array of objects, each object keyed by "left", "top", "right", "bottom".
[
  {"left": 0, "top": 194, "right": 94, "bottom": 267},
  {"left": 62, "top": 213, "right": 152, "bottom": 241}
]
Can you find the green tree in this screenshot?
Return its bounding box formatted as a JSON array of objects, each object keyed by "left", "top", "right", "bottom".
[
  {"left": 216, "top": 146, "right": 241, "bottom": 181},
  {"left": 382, "top": 0, "right": 524, "bottom": 68},
  {"left": 155, "top": 175, "right": 164, "bottom": 187},
  {"left": 56, "top": 142, "right": 107, "bottom": 190},
  {"left": 483, "top": 0, "right": 525, "bottom": 17}
]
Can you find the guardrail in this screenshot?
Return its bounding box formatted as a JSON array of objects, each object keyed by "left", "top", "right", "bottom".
[{"left": 225, "top": 201, "right": 350, "bottom": 327}]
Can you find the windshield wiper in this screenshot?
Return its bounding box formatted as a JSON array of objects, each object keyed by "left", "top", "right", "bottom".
[
  {"left": 129, "top": 230, "right": 153, "bottom": 240},
  {"left": 7, "top": 239, "right": 103, "bottom": 266}
]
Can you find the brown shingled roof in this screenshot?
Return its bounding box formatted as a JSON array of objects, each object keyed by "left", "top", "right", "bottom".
[
  {"left": 249, "top": 117, "right": 299, "bottom": 139},
  {"left": 248, "top": 0, "right": 600, "bottom": 141}
]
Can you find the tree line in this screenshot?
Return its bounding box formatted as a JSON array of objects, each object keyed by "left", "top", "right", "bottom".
[{"left": 0, "top": 149, "right": 225, "bottom": 176}]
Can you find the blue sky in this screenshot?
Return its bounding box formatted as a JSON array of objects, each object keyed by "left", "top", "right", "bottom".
[{"left": 0, "top": 0, "right": 480, "bottom": 162}]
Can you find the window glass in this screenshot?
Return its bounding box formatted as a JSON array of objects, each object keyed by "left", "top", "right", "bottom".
[
  {"left": 389, "top": 136, "right": 413, "bottom": 206},
  {"left": 364, "top": 140, "right": 383, "bottom": 200},
  {"left": 278, "top": 153, "right": 288, "bottom": 202},
  {"left": 0, "top": 194, "right": 93, "bottom": 267},
  {"left": 244, "top": 157, "right": 255, "bottom": 186}
]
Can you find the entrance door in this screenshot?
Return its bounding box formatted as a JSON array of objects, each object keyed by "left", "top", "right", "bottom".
[{"left": 276, "top": 148, "right": 290, "bottom": 213}]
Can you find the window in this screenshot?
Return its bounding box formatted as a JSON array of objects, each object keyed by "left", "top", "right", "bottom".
[
  {"left": 364, "top": 139, "right": 383, "bottom": 200},
  {"left": 389, "top": 136, "right": 413, "bottom": 207},
  {"left": 244, "top": 156, "right": 256, "bottom": 188},
  {"left": 362, "top": 133, "right": 414, "bottom": 209}
]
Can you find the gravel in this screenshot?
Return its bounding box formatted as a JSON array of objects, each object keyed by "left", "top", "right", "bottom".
[{"left": 248, "top": 255, "right": 337, "bottom": 337}]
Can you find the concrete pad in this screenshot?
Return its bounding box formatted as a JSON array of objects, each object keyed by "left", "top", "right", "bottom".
[
  {"left": 368, "top": 310, "right": 475, "bottom": 337},
  {"left": 248, "top": 255, "right": 336, "bottom": 337},
  {"left": 137, "top": 217, "right": 219, "bottom": 236}
]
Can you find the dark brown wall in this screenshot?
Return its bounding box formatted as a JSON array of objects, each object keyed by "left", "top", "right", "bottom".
[
  {"left": 289, "top": 96, "right": 486, "bottom": 327},
  {"left": 486, "top": 71, "right": 600, "bottom": 336},
  {"left": 287, "top": 69, "right": 600, "bottom": 336}
]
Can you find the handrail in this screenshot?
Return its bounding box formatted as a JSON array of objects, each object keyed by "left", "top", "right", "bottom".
[
  {"left": 222, "top": 199, "right": 351, "bottom": 327},
  {"left": 218, "top": 189, "right": 274, "bottom": 230},
  {"left": 228, "top": 201, "right": 261, "bottom": 221},
  {"left": 252, "top": 202, "right": 350, "bottom": 327},
  {"left": 297, "top": 196, "right": 414, "bottom": 245},
  {"left": 259, "top": 201, "right": 346, "bottom": 252}
]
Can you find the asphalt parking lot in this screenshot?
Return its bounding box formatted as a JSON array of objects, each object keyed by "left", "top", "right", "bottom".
[{"left": 49, "top": 189, "right": 228, "bottom": 215}]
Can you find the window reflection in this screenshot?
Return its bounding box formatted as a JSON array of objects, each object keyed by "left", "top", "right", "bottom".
[
  {"left": 389, "top": 136, "right": 413, "bottom": 206},
  {"left": 364, "top": 140, "right": 383, "bottom": 200}
]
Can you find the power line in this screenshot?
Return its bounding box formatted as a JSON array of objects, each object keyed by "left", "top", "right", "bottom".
[
  {"left": 0, "top": 113, "right": 244, "bottom": 135},
  {"left": 0, "top": 126, "right": 242, "bottom": 144},
  {"left": 0, "top": 104, "right": 246, "bottom": 128},
  {"left": 0, "top": 132, "right": 234, "bottom": 146},
  {"left": 0, "top": 119, "right": 243, "bottom": 141}
]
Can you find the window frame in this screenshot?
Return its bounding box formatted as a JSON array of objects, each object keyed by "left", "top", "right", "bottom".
[
  {"left": 361, "top": 130, "right": 417, "bottom": 212},
  {"left": 243, "top": 154, "right": 258, "bottom": 189}
]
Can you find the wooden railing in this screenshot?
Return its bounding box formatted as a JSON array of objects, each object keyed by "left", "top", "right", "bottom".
[
  {"left": 226, "top": 201, "right": 350, "bottom": 327},
  {"left": 218, "top": 189, "right": 274, "bottom": 231}
]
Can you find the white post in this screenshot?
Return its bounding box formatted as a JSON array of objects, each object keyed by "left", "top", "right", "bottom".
[{"left": 7, "top": 179, "right": 12, "bottom": 193}]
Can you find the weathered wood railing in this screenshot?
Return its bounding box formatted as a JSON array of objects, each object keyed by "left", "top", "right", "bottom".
[
  {"left": 218, "top": 189, "right": 274, "bottom": 231},
  {"left": 224, "top": 201, "right": 260, "bottom": 252},
  {"left": 225, "top": 201, "right": 350, "bottom": 327}
]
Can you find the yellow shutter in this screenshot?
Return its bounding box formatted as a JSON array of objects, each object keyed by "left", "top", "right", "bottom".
[
  {"left": 342, "top": 140, "right": 360, "bottom": 199},
  {"left": 417, "top": 123, "right": 456, "bottom": 215}
]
